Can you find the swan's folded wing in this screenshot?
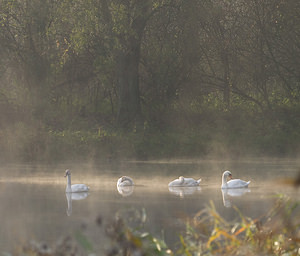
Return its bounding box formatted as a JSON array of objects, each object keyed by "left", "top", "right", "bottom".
[
  {"left": 71, "top": 184, "right": 89, "bottom": 192},
  {"left": 168, "top": 179, "right": 181, "bottom": 186},
  {"left": 227, "top": 179, "right": 250, "bottom": 188}
]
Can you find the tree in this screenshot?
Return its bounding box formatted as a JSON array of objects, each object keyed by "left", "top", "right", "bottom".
[{"left": 0, "top": 0, "right": 59, "bottom": 119}]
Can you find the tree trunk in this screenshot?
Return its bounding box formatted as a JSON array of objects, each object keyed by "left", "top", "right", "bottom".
[
  {"left": 116, "top": 39, "right": 142, "bottom": 130},
  {"left": 114, "top": 1, "right": 152, "bottom": 130}
]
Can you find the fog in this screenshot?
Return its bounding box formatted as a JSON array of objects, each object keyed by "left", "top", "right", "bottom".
[
  {"left": 0, "top": 0, "right": 299, "bottom": 253},
  {"left": 0, "top": 159, "right": 299, "bottom": 253}
]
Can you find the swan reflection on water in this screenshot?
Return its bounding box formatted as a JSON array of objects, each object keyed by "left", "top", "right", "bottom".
[
  {"left": 168, "top": 186, "right": 201, "bottom": 198},
  {"left": 66, "top": 192, "right": 89, "bottom": 216},
  {"left": 117, "top": 185, "right": 134, "bottom": 197},
  {"left": 221, "top": 188, "right": 251, "bottom": 208}
]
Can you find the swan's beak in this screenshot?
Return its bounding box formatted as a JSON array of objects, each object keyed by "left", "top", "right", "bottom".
[{"left": 228, "top": 174, "right": 233, "bottom": 180}]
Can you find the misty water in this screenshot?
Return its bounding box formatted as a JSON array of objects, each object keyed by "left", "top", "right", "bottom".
[{"left": 1, "top": 159, "right": 299, "bottom": 253}]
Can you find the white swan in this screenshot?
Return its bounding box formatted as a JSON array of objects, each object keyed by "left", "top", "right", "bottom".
[
  {"left": 64, "top": 169, "right": 89, "bottom": 193},
  {"left": 117, "top": 176, "right": 134, "bottom": 187},
  {"left": 221, "top": 170, "right": 250, "bottom": 189},
  {"left": 168, "top": 176, "right": 201, "bottom": 187}
]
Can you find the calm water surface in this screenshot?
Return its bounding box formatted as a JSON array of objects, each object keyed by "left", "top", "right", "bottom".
[{"left": 0, "top": 159, "right": 299, "bottom": 253}]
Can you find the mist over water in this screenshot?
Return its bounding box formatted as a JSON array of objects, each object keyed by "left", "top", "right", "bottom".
[
  {"left": 1, "top": 1, "right": 299, "bottom": 253},
  {"left": 0, "top": 158, "right": 299, "bottom": 253}
]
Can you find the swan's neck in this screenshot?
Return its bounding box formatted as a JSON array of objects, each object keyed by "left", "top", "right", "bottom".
[
  {"left": 66, "top": 193, "right": 72, "bottom": 216},
  {"left": 66, "top": 175, "right": 72, "bottom": 191},
  {"left": 179, "top": 177, "right": 184, "bottom": 185},
  {"left": 222, "top": 174, "right": 228, "bottom": 188}
]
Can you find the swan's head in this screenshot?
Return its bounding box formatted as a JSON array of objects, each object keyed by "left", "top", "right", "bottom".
[
  {"left": 64, "top": 169, "right": 71, "bottom": 177},
  {"left": 223, "top": 170, "right": 232, "bottom": 180},
  {"left": 121, "top": 176, "right": 127, "bottom": 182},
  {"left": 117, "top": 176, "right": 133, "bottom": 186},
  {"left": 119, "top": 176, "right": 130, "bottom": 183},
  {"left": 179, "top": 176, "right": 184, "bottom": 184}
]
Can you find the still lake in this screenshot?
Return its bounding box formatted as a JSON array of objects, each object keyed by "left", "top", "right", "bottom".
[{"left": 0, "top": 159, "right": 299, "bottom": 253}]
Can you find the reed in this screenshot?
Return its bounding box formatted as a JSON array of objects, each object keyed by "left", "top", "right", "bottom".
[{"left": 178, "top": 195, "right": 300, "bottom": 256}]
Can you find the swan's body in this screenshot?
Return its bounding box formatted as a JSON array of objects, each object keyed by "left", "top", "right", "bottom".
[
  {"left": 221, "top": 170, "right": 250, "bottom": 189},
  {"left": 168, "top": 176, "right": 201, "bottom": 187},
  {"left": 64, "top": 169, "right": 89, "bottom": 193},
  {"left": 117, "top": 176, "right": 134, "bottom": 187}
]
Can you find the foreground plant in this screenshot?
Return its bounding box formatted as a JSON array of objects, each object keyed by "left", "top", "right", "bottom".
[
  {"left": 105, "top": 211, "right": 172, "bottom": 256},
  {"left": 177, "top": 195, "right": 300, "bottom": 256},
  {"left": 14, "top": 208, "right": 172, "bottom": 256},
  {"left": 12, "top": 195, "right": 300, "bottom": 256}
]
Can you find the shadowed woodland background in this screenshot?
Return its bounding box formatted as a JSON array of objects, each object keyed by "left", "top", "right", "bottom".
[{"left": 0, "top": 0, "right": 299, "bottom": 162}]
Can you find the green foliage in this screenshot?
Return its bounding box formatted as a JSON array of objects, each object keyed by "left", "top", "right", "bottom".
[
  {"left": 74, "top": 231, "right": 93, "bottom": 253},
  {"left": 0, "top": 0, "right": 299, "bottom": 161},
  {"left": 105, "top": 208, "right": 172, "bottom": 256}
]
